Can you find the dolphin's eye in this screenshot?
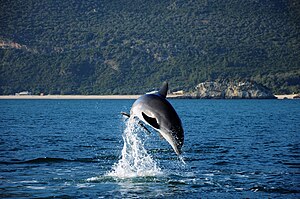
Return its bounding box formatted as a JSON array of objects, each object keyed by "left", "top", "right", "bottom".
[{"left": 142, "top": 112, "right": 160, "bottom": 129}]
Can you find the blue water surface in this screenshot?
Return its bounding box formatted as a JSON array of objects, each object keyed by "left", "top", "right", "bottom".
[{"left": 0, "top": 99, "right": 299, "bottom": 198}]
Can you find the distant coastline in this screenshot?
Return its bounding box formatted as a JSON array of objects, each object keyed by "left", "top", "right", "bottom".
[
  {"left": 274, "top": 94, "right": 299, "bottom": 100},
  {"left": 0, "top": 95, "right": 141, "bottom": 100},
  {"left": 0, "top": 94, "right": 298, "bottom": 100}
]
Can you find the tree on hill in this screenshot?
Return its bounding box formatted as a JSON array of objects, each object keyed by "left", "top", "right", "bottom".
[{"left": 0, "top": 0, "right": 299, "bottom": 95}]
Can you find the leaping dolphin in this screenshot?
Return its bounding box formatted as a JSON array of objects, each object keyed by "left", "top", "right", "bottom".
[{"left": 122, "top": 82, "right": 184, "bottom": 155}]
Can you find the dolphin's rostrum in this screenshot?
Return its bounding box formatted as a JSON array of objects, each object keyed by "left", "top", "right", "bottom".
[{"left": 122, "top": 82, "right": 184, "bottom": 155}]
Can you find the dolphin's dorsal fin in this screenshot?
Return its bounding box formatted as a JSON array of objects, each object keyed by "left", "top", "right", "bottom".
[{"left": 158, "top": 82, "right": 168, "bottom": 98}]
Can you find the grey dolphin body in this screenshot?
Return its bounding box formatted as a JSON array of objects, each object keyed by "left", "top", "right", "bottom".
[{"left": 126, "top": 82, "right": 184, "bottom": 155}]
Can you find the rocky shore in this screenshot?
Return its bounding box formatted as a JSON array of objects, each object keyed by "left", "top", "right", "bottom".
[{"left": 185, "top": 80, "right": 276, "bottom": 99}]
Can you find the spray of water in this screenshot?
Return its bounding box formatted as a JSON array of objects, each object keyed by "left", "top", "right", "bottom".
[{"left": 107, "top": 117, "right": 162, "bottom": 178}]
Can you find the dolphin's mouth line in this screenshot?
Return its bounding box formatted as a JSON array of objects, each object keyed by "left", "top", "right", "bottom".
[{"left": 158, "top": 129, "right": 181, "bottom": 155}]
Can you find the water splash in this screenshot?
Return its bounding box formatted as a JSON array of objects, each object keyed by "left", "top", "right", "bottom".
[
  {"left": 179, "top": 155, "right": 186, "bottom": 165},
  {"left": 107, "top": 118, "right": 162, "bottom": 178}
]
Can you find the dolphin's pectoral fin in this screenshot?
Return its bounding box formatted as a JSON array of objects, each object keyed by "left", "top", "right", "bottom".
[
  {"left": 121, "top": 112, "right": 130, "bottom": 118},
  {"left": 121, "top": 112, "right": 151, "bottom": 135},
  {"left": 142, "top": 112, "right": 160, "bottom": 129},
  {"left": 138, "top": 121, "right": 151, "bottom": 135}
]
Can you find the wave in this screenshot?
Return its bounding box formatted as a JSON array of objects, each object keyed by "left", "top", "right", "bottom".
[
  {"left": 282, "top": 162, "right": 300, "bottom": 168},
  {"left": 0, "top": 157, "right": 103, "bottom": 165},
  {"left": 250, "top": 185, "right": 300, "bottom": 194}
]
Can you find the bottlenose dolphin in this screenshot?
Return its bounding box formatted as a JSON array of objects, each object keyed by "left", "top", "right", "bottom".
[{"left": 122, "top": 82, "right": 184, "bottom": 155}]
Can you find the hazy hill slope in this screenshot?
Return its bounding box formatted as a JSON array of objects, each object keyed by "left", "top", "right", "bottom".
[{"left": 0, "top": 0, "right": 299, "bottom": 94}]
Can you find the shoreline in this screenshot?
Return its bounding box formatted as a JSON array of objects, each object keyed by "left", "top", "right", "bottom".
[
  {"left": 274, "top": 94, "right": 299, "bottom": 100},
  {"left": 0, "top": 95, "right": 142, "bottom": 100},
  {"left": 0, "top": 94, "right": 298, "bottom": 100}
]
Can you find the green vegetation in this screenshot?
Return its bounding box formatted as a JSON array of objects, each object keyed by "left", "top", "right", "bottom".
[{"left": 1, "top": 0, "right": 299, "bottom": 95}]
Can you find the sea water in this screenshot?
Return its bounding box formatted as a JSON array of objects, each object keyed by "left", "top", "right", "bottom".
[{"left": 0, "top": 99, "right": 299, "bottom": 198}]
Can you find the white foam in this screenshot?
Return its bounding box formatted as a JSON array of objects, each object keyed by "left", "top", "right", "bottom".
[
  {"left": 178, "top": 155, "right": 186, "bottom": 164},
  {"left": 76, "top": 183, "right": 95, "bottom": 188},
  {"left": 26, "top": 186, "right": 46, "bottom": 190},
  {"left": 86, "top": 176, "right": 101, "bottom": 182},
  {"left": 19, "top": 180, "right": 39, "bottom": 183},
  {"left": 107, "top": 118, "right": 162, "bottom": 178}
]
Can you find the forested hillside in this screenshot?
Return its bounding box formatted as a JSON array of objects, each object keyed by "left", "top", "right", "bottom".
[{"left": 1, "top": 0, "right": 299, "bottom": 95}]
